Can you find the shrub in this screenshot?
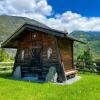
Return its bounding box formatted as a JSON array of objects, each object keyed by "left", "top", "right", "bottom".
[{"left": 0, "top": 48, "right": 8, "bottom": 62}]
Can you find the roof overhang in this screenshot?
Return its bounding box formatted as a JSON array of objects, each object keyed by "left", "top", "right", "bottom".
[{"left": 1, "top": 23, "right": 86, "bottom": 48}]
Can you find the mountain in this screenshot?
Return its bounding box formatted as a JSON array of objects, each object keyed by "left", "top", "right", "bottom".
[
  {"left": 0, "top": 15, "right": 47, "bottom": 42},
  {"left": 0, "top": 15, "right": 100, "bottom": 60},
  {"left": 70, "top": 31, "right": 100, "bottom": 41},
  {"left": 70, "top": 31, "right": 100, "bottom": 60}
]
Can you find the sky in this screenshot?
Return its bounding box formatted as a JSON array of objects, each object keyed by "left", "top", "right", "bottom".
[
  {"left": 48, "top": 0, "right": 100, "bottom": 17},
  {"left": 0, "top": 0, "right": 100, "bottom": 33}
]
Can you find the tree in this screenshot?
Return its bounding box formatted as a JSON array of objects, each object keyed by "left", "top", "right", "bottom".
[
  {"left": 0, "top": 48, "right": 8, "bottom": 62},
  {"left": 77, "top": 46, "right": 93, "bottom": 69},
  {"left": 83, "top": 47, "right": 93, "bottom": 66}
]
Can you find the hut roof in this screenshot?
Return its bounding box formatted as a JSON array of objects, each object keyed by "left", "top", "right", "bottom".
[{"left": 1, "top": 22, "right": 85, "bottom": 48}]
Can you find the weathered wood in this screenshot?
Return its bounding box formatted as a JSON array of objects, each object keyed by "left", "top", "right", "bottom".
[
  {"left": 12, "top": 30, "right": 75, "bottom": 81},
  {"left": 0, "top": 66, "right": 13, "bottom": 69},
  {"left": 14, "top": 31, "right": 59, "bottom": 79},
  {"left": 0, "top": 62, "right": 14, "bottom": 64},
  {"left": 65, "top": 70, "right": 77, "bottom": 76},
  {"left": 57, "top": 38, "right": 74, "bottom": 72},
  {"left": 55, "top": 37, "right": 66, "bottom": 82},
  {"left": 0, "top": 62, "right": 13, "bottom": 73}
]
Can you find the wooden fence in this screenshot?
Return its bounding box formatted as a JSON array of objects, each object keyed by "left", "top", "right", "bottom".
[
  {"left": 75, "top": 61, "right": 100, "bottom": 74},
  {"left": 0, "top": 61, "right": 100, "bottom": 74},
  {"left": 0, "top": 62, "right": 14, "bottom": 73}
]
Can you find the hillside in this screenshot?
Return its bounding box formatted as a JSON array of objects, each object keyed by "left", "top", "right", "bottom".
[
  {"left": 70, "top": 31, "right": 100, "bottom": 60},
  {"left": 0, "top": 15, "right": 47, "bottom": 42},
  {"left": 0, "top": 15, "right": 100, "bottom": 60}
]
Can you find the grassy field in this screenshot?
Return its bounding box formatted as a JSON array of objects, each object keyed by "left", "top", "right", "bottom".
[{"left": 0, "top": 73, "right": 100, "bottom": 100}]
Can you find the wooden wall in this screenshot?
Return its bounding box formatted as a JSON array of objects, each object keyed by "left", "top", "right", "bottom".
[
  {"left": 57, "top": 37, "right": 74, "bottom": 72},
  {"left": 14, "top": 30, "right": 59, "bottom": 79},
  {"left": 13, "top": 30, "right": 74, "bottom": 81}
]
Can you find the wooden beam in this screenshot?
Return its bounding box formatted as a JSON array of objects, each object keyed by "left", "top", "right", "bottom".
[{"left": 55, "top": 37, "right": 66, "bottom": 82}]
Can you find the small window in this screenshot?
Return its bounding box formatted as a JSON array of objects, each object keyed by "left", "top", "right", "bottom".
[
  {"left": 47, "top": 48, "right": 52, "bottom": 59},
  {"left": 21, "top": 50, "right": 24, "bottom": 60},
  {"left": 33, "top": 34, "right": 36, "bottom": 38},
  {"left": 32, "top": 34, "right": 36, "bottom": 39}
]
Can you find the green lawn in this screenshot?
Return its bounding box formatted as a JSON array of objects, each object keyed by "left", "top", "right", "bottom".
[{"left": 0, "top": 73, "right": 100, "bottom": 100}]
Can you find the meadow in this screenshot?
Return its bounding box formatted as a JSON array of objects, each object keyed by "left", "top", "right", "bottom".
[{"left": 0, "top": 73, "right": 100, "bottom": 100}]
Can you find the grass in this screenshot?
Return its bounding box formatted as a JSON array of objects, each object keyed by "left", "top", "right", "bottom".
[{"left": 0, "top": 73, "right": 100, "bottom": 100}]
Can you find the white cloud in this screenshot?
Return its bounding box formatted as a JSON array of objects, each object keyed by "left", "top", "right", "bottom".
[
  {"left": 0, "top": 0, "right": 52, "bottom": 16},
  {"left": 36, "top": 0, "right": 52, "bottom": 16},
  {"left": 0, "top": 1, "right": 100, "bottom": 33},
  {"left": 46, "top": 11, "right": 100, "bottom": 33}
]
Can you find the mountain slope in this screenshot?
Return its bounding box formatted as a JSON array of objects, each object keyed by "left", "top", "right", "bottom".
[
  {"left": 0, "top": 15, "right": 100, "bottom": 60},
  {"left": 70, "top": 31, "right": 100, "bottom": 60},
  {"left": 0, "top": 15, "right": 47, "bottom": 42}
]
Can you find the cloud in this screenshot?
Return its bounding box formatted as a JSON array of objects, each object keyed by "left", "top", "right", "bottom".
[
  {"left": 36, "top": 0, "right": 52, "bottom": 16},
  {"left": 46, "top": 11, "right": 100, "bottom": 32},
  {"left": 0, "top": 0, "right": 52, "bottom": 16},
  {"left": 0, "top": 1, "right": 100, "bottom": 33}
]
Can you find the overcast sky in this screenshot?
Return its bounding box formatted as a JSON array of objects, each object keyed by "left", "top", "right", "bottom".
[{"left": 0, "top": 0, "right": 100, "bottom": 33}]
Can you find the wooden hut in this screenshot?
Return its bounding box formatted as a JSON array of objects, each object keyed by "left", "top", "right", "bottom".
[{"left": 1, "top": 22, "right": 84, "bottom": 82}]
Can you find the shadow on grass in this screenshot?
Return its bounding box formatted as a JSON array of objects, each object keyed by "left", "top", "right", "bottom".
[
  {"left": 0, "top": 72, "right": 47, "bottom": 84},
  {"left": 0, "top": 72, "right": 12, "bottom": 79}
]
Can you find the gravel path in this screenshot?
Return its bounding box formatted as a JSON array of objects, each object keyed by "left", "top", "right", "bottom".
[
  {"left": 11, "top": 75, "right": 81, "bottom": 84},
  {"left": 55, "top": 76, "right": 81, "bottom": 85}
]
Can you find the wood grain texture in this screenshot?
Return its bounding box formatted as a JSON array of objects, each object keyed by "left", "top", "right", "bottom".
[
  {"left": 14, "top": 31, "right": 59, "bottom": 79},
  {"left": 57, "top": 37, "right": 74, "bottom": 72},
  {"left": 13, "top": 30, "right": 75, "bottom": 81}
]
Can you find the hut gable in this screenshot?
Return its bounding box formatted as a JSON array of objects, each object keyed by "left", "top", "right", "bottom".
[
  {"left": 1, "top": 23, "right": 85, "bottom": 48},
  {"left": 13, "top": 31, "right": 59, "bottom": 79}
]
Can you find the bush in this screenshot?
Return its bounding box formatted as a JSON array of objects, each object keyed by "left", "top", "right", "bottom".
[
  {"left": 0, "top": 48, "right": 8, "bottom": 62},
  {"left": 95, "top": 59, "right": 100, "bottom": 66},
  {"left": 76, "top": 47, "right": 95, "bottom": 71}
]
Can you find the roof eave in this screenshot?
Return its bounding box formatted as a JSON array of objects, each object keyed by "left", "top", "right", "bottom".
[
  {"left": 1, "top": 25, "right": 26, "bottom": 48},
  {"left": 1, "top": 23, "right": 85, "bottom": 48},
  {"left": 1, "top": 23, "right": 67, "bottom": 48},
  {"left": 65, "top": 35, "right": 86, "bottom": 44}
]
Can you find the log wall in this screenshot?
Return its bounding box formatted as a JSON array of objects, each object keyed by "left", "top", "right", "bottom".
[
  {"left": 13, "top": 30, "right": 74, "bottom": 81},
  {"left": 57, "top": 38, "right": 74, "bottom": 72},
  {"left": 14, "top": 31, "right": 58, "bottom": 78}
]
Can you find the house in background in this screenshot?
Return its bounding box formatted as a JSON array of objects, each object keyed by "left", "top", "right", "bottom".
[{"left": 1, "top": 22, "right": 84, "bottom": 82}]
